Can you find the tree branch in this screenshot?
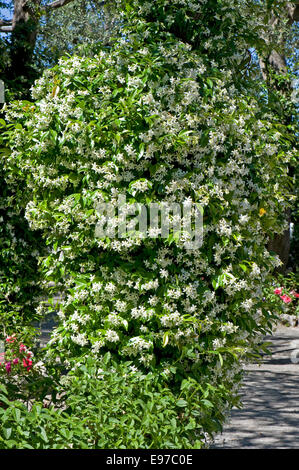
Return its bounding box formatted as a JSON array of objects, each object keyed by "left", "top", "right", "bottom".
[
  {"left": 0, "top": 26, "right": 13, "bottom": 32},
  {"left": 0, "top": 19, "right": 13, "bottom": 26},
  {"left": 287, "top": 2, "right": 299, "bottom": 23},
  {"left": 44, "top": 0, "right": 76, "bottom": 10},
  {"left": 45, "top": 0, "right": 105, "bottom": 9}
]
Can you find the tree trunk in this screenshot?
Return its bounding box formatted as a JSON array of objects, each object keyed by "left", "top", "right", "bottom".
[{"left": 7, "top": 0, "right": 41, "bottom": 93}]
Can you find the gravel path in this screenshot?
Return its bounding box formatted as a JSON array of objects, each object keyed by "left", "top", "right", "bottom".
[{"left": 212, "top": 325, "right": 299, "bottom": 448}]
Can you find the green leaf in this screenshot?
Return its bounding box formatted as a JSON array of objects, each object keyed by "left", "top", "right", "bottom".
[
  {"left": 137, "top": 143, "right": 145, "bottom": 161},
  {"left": 3, "top": 428, "right": 12, "bottom": 439},
  {"left": 218, "top": 353, "right": 223, "bottom": 367},
  {"left": 200, "top": 130, "right": 209, "bottom": 146},
  {"left": 40, "top": 428, "right": 48, "bottom": 443},
  {"left": 212, "top": 274, "right": 225, "bottom": 290},
  {"left": 13, "top": 408, "right": 21, "bottom": 423},
  {"left": 201, "top": 399, "right": 213, "bottom": 408},
  {"left": 176, "top": 399, "right": 188, "bottom": 408},
  {"left": 162, "top": 332, "right": 169, "bottom": 347},
  {"left": 0, "top": 394, "right": 11, "bottom": 406}
]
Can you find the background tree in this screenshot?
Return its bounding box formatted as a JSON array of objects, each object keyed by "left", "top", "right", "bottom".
[
  {"left": 257, "top": 1, "right": 298, "bottom": 272},
  {"left": 0, "top": 0, "right": 119, "bottom": 336},
  {"left": 37, "top": 0, "right": 118, "bottom": 68},
  {"left": 0, "top": 0, "right": 117, "bottom": 96}
]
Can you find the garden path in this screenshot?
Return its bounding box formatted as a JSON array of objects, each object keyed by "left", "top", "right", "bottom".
[{"left": 212, "top": 325, "right": 299, "bottom": 448}]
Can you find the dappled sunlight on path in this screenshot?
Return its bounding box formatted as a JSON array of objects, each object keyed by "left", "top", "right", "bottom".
[{"left": 212, "top": 326, "right": 299, "bottom": 448}]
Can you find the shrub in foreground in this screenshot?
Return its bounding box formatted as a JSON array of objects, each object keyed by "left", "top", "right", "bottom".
[
  {"left": 2, "top": 0, "right": 295, "bottom": 446},
  {"left": 0, "top": 356, "right": 231, "bottom": 448}
]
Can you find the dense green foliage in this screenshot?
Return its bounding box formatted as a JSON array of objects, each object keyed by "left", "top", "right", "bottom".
[
  {"left": 37, "top": 0, "right": 120, "bottom": 68},
  {"left": 0, "top": 355, "right": 232, "bottom": 448},
  {"left": 0, "top": 119, "right": 45, "bottom": 335}
]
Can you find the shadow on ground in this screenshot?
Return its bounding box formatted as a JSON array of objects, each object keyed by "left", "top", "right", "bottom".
[{"left": 212, "top": 326, "right": 299, "bottom": 449}]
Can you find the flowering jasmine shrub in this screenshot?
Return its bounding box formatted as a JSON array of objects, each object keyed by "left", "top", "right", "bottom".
[{"left": 2, "top": 0, "right": 295, "bottom": 446}]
